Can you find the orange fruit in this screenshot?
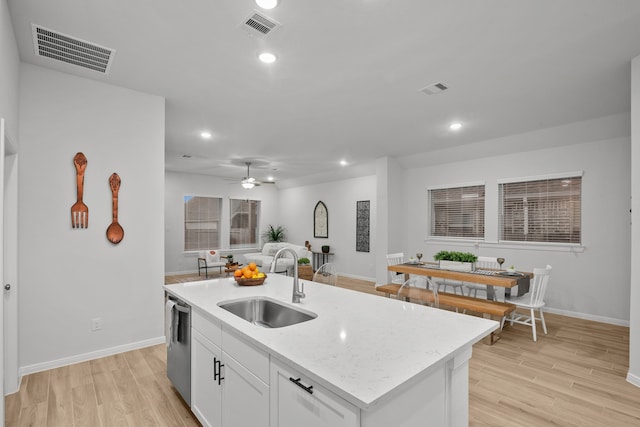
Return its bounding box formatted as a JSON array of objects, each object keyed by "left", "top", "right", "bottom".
[
  {"left": 234, "top": 269, "right": 243, "bottom": 278},
  {"left": 248, "top": 262, "right": 257, "bottom": 271}
]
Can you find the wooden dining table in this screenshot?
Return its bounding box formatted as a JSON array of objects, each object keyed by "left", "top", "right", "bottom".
[{"left": 388, "top": 263, "right": 532, "bottom": 299}]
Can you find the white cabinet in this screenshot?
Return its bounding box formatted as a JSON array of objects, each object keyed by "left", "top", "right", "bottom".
[
  {"left": 270, "top": 358, "right": 360, "bottom": 427},
  {"left": 191, "top": 310, "right": 269, "bottom": 427},
  {"left": 222, "top": 353, "right": 269, "bottom": 427},
  {"left": 221, "top": 327, "right": 269, "bottom": 427},
  {"left": 192, "top": 329, "right": 222, "bottom": 427}
]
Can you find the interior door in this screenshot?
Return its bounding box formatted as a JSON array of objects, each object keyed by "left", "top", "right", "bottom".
[
  {"left": 1, "top": 117, "right": 6, "bottom": 424},
  {"left": 1, "top": 118, "right": 18, "bottom": 426}
]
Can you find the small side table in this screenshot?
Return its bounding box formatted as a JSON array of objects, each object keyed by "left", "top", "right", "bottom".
[
  {"left": 312, "top": 251, "right": 334, "bottom": 271},
  {"left": 224, "top": 263, "right": 243, "bottom": 277}
]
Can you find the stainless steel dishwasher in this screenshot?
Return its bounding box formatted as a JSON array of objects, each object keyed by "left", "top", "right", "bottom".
[{"left": 166, "top": 294, "right": 191, "bottom": 405}]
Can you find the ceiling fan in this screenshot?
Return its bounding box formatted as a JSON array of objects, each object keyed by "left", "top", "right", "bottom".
[{"left": 239, "top": 162, "right": 276, "bottom": 189}]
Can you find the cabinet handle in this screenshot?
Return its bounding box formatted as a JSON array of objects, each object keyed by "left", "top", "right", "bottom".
[
  {"left": 289, "top": 377, "right": 313, "bottom": 394},
  {"left": 214, "top": 357, "right": 224, "bottom": 385}
]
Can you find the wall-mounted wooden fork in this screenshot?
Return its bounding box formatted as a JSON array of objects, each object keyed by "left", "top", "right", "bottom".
[{"left": 71, "top": 152, "right": 89, "bottom": 228}]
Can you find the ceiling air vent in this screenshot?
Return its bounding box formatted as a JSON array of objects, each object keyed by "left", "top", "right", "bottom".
[
  {"left": 241, "top": 10, "right": 281, "bottom": 38},
  {"left": 420, "top": 82, "right": 449, "bottom": 96},
  {"left": 31, "top": 24, "right": 115, "bottom": 74}
]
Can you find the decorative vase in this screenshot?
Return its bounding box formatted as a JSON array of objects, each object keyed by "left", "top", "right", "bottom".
[{"left": 321, "top": 245, "right": 330, "bottom": 253}]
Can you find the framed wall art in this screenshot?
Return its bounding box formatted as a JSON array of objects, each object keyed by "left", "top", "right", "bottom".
[
  {"left": 314, "top": 201, "right": 328, "bottom": 238},
  {"left": 356, "top": 200, "right": 370, "bottom": 252}
]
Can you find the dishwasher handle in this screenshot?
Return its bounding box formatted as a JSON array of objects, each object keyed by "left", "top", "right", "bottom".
[{"left": 174, "top": 303, "right": 190, "bottom": 314}]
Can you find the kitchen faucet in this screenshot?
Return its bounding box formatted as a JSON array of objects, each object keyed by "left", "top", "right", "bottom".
[{"left": 270, "top": 247, "right": 305, "bottom": 303}]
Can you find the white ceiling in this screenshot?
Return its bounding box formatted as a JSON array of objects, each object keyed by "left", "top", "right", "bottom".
[{"left": 8, "top": 0, "right": 640, "bottom": 186}]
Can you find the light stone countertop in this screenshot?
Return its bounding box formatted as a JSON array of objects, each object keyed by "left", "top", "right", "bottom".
[{"left": 164, "top": 274, "right": 498, "bottom": 409}]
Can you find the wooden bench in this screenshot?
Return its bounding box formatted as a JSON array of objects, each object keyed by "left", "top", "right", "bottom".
[{"left": 376, "top": 284, "right": 516, "bottom": 344}]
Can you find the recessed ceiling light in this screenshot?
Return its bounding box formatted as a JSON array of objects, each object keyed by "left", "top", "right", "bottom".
[
  {"left": 258, "top": 52, "right": 277, "bottom": 64},
  {"left": 200, "top": 131, "right": 212, "bottom": 139},
  {"left": 255, "top": 0, "right": 278, "bottom": 9},
  {"left": 339, "top": 160, "right": 348, "bottom": 166},
  {"left": 449, "top": 122, "right": 462, "bottom": 131}
]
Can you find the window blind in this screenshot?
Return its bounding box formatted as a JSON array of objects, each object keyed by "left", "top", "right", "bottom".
[
  {"left": 230, "top": 199, "right": 261, "bottom": 249},
  {"left": 499, "top": 176, "right": 582, "bottom": 244},
  {"left": 184, "top": 196, "right": 222, "bottom": 250},
  {"left": 429, "top": 185, "right": 485, "bottom": 239}
]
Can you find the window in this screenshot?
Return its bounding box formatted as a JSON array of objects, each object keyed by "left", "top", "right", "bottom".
[
  {"left": 428, "top": 184, "right": 485, "bottom": 239},
  {"left": 230, "top": 199, "right": 261, "bottom": 249},
  {"left": 499, "top": 174, "right": 582, "bottom": 244},
  {"left": 184, "top": 196, "right": 222, "bottom": 250}
]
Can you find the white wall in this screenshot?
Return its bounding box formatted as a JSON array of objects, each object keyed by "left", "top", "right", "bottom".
[
  {"left": 165, "top": 171, "right": 281, "bottom": 274},
  {"left": 629, "top": 55, "right": 640, "bottom": 386},
  {"left": 278, "top": 175, "right": 376, "bottom": 280},
  {"left": 0, "top": 0, "right": 19, "bottom": 143},
  {"left": 18, "top": 64, "right": 165, "bottom": 371},
  {"left": 403, "top": 127, "right": 631, "bottom": 324},
  {"left": 374, "top": 157, "right": 406, "bottom": 285}
]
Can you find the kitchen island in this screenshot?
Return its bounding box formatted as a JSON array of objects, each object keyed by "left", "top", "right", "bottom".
[{"left": 164, "top": 273, "right": 497, "bottom": 427}]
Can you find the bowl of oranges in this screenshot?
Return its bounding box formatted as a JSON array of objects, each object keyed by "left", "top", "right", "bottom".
[{"left": 233, "top": 262, "right": 267, "bottom": 286}]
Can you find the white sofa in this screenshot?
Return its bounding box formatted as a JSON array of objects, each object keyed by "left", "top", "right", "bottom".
[{"left": 243, "top": 242, "right": 312, "bottom": 275}]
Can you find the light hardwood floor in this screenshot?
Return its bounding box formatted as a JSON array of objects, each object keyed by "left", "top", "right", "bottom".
[{"left": 6, "top": 273, "right": 640, "bottom": 426}]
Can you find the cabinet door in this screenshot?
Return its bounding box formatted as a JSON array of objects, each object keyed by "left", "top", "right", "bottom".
[
  {"left": 192, "top": 329, "right": 222, "bottom": 427},
  {"left": 222, "top": 353, "right": 269, "bottom": 427},
  {"left": 271, "top": 360, "right": 359, "bottom": 427}
]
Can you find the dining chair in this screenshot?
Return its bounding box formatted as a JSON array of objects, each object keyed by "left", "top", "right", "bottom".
[
  {"left": 509, "top": 265, "right": 552, "bottom": 341},
  {"left": 312, "top": 263, "right": 337, "bottom": 286},
  {"left": 436, "top": 278, "right": 465, "bottom": 295},
  {"left": 385, "top": 252, "right": 405, "bottom": 285},
  {"left": 464, "top": 256, "right": 501, "bottom": 300},
  {"left": 397, "top": 278, "right": 439, "bottom": 308}
]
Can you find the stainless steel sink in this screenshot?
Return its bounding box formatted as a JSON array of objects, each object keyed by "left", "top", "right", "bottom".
[{"left": 218, "top": 297, "right": 317, "bottom": 328}]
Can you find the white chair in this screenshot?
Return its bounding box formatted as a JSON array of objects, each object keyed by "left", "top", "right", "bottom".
[
  {"left": 384, "top": 252, "right": 430, "bottom": 287},
  {"left": 465, "top": 256, "right": 501, "bottom": 300},
  {"left": 198, "top": 250, "right": 225, "bottom": 278},
  {"left": 434, "top": 278, "right": 464, "bottom": 295},
  {"left": 509, "top": 265, "right": 552, "bottom": 341},
  {"left": 313, "top": 263, "right": 337, "bottom": 286},
  {"left": 397, "top": 278, "right": 439, "bottom": 308},
  {"left": 385, "top": 252, "right": 405, "bottom": 285}
]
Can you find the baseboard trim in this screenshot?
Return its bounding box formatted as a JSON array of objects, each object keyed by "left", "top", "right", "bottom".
[
  {"left": 19, "top": 336, "right": 166, "bottom": 377},
  {"left": 627, "top": 372, "right": 640, "bottom": 388},
  {"left": 544, "top": 307, "right": 629, "bottom": 327}
]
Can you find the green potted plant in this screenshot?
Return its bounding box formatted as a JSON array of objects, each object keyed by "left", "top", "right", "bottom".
[
  {"left": 433, "top": 251, "right": 478, "bottom": 272},
  {"left": 297, "top": 257, "right": 313, "bottom": 280},
  {"left": 261, "top": 224, "right": 287, "bottom": 242}
]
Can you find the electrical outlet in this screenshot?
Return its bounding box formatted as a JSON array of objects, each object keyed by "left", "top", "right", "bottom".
[{"left": 91, "top": 317, "right": 102, "bottom": 331}]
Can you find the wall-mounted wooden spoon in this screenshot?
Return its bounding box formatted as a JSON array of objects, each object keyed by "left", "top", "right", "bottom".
[{"left": 106, "top": 173, "right": 124, "bottom": 244}]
